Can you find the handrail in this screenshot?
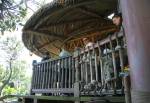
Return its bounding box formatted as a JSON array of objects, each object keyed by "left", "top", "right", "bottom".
[
  {"left": 80, "top": 31, "right": 124, "bottom": 54},
  {"left": 31, "top": 31, "right": 127, "bottom": 96}
]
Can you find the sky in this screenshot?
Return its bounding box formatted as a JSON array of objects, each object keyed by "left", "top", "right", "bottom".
[{"left": 0, "top": 0, "right": 53, "bottom": 76}]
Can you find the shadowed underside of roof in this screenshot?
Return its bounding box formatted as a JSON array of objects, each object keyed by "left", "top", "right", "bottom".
[{"left": 22, "top": 0, "right": 118, "bottom": 57}]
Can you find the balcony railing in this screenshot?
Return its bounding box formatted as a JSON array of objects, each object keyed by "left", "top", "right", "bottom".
[
  {"left": 31, "top": 56, "right": 75, "bottom": 94},
  {"left": 31, "top": 31, "right": 127, "bottom": 96}
]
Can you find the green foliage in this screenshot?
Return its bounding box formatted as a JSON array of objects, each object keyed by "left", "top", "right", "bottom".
[
  {"left": 1, "top": 60, "right": 31, "bottom": 96},
  {"left": 2, "top": 82, "right": 29, "bottom": 96},
  {"left": 0, "top": 0, "right": 27, "bottom": 34},
  {"left": 2, "top": 86, "right": 17, "bottom": 95},
  {"left": 0, "top": 36, "right": 31, "bottom": 96},
  {"left": 0, "top": 0, "right": 49, "bottom": 34},
  {"left": 11, "top": 60, "right": 30, "bottom": 83}
]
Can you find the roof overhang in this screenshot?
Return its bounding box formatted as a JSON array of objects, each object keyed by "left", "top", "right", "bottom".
[{"left": 22, "top": 0, "right": 118, "bottom": 57}]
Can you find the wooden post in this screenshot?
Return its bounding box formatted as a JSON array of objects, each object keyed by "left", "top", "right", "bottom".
[
  {"left": 80, "top": 55, "right": 84, "bottom": 82},
  {"left": 64, "top": 58, "right": 68, "bottom": 88},
  {"left": 71, "top": 57, "right": 74, "bottom": 88},
  {"left": 61, "top": 59, "right": 64, "bottom": 88},
  {"left": 88, "top": 47, "right": 93, "bottom": 82},
  {"left": 92, "top": 44, "right": 98, "bottom": 81},
  {"left": 53, "top": 60, "right": 57, "bottom": 88},
  {"left": 37, "top": 64, "right": 40, "bottom": 89},
  {"left": 48, "top": 61, "right": 52, "bottom": 89},
  {"left": 42, "top": 63, "right": 46, "bottom": 89},
  {"left": 97, "top": 42, "right": 104, "bottom": 86},
  {"left": 69, "top": 57, "right": 72, "bottom": 88},
  {"left": 51, "top": 61, "right": 54, "bottom": 88},
  {"left": 109, "top": 36, "right": 117, "bottom": 93},
  {"left": 58, "top": 59, "right": 61, "bottom": 89},
  {"left": 30, "top": 60, "right": 37, "bottom": 95},
  {"left": 74, "top": 53, "right": 80, "bottom": 103},
  {"left": 39, "top": 64, "right": 42, "bottom": 89}
]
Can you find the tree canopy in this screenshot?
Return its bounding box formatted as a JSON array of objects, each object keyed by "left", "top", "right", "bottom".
[
  {"left": 0, "top": 36, "right": 24, "bottom": 96},
  {"left": 0, "top": 0, "right": 27, "bottom": 34},
  {"left": 0, "top": 0, "right": 48, "bottom": 35},
  {"left": 0, "top": 0, "right": 50, "bottom": 99}
]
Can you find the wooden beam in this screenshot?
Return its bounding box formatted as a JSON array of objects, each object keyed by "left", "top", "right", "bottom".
[
  {"left": 34, "top": 50, "right": 59, "bottom": 57},
  {"left": 33, "top": 40, "right": 60, "bottom": 56},
  {"left": 65, "top": 28, "right": 116, "bottom": 51},
  {"left": 68, "top": 27, "right": 116, "bottom": 43},
  {"left": 47, "top": 20, "right": 95, "bottom": 47},
  {"left": 52, "top": 43, "right": 61, "bottom": 50},
  {"left": 32, "top": 45, "right": 59, "bottom": 57},
  {"left": 62, "top": 27, "right": 96, "bottom": 45},
  {"left": 37, "top": 42, "right": 52, "bottom": 50},
  {"left": 61, "top": 25, "right": 115, "bottom": 45}
]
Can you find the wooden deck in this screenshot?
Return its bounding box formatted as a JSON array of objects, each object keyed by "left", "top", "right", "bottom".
[{"left": 1, "top": 95, "right": 125, "bottom": 103}]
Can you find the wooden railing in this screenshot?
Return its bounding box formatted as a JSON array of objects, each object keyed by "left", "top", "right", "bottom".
[
  {"left": 31, "top": 31, "right": 127, "bottom": 96},
  {"left": 31, "top": 56, "right": 75, "bottom": 94}
]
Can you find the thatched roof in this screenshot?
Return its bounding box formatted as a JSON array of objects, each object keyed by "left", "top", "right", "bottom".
[{"left": 22, "top": 0, "right": 118, "bottom": 57}]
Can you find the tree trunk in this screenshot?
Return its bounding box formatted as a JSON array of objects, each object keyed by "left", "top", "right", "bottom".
[{"left": 0, "top": 60, "right": 12, "bottom": 96}]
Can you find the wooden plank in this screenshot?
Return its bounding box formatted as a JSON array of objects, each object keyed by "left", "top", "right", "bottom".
[
  {"left": 32, "top": 88, "right": 74, "bottom": 93},
  {"left": 3, "top": 95, "right": 125, "bottom": 102}
]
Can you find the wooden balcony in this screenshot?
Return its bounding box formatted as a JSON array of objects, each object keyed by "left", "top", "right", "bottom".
[{"left": 30, "top": 31, "right": 128, "bottom": 98}]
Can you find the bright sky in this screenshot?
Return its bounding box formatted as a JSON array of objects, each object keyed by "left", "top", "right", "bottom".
[{"left": 0, "top": 0, "right": 53, "bottom": 76}]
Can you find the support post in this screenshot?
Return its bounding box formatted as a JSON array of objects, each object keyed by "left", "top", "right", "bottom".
[
  {"left": 30, "top": 60, "right": 37, "bottom": 95},
  {"left": 120, "top": 0, "right": 150, "bottom": 103},
  {"left": 74, "top": 54, "right": 80, "bottom": 103}
]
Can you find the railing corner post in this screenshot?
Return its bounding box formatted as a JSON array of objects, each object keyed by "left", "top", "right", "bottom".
[{"left": 74, "top": 54, "right": 80, "bottom": 103}]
